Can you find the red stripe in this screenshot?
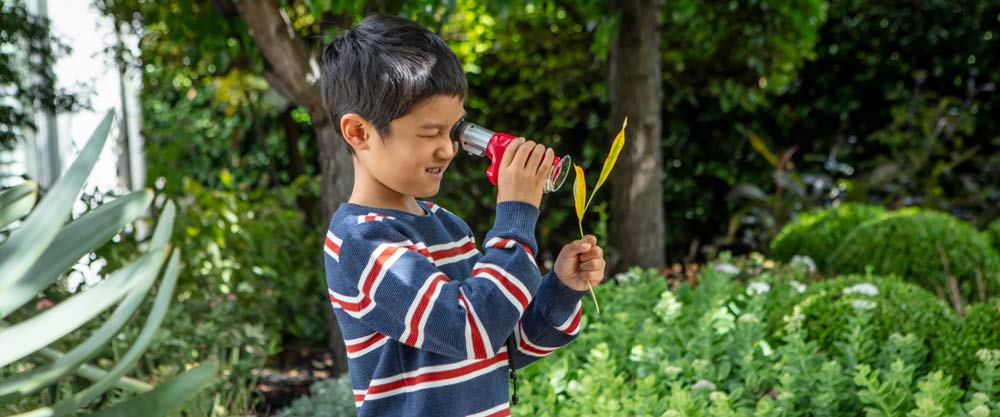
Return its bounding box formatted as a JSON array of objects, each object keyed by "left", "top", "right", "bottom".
[
  {"left": 483, "top": 408, "right": 511, "bottom": 417},
  {"left": 518, "top": 337, "right": 554, "bottom": 356},
  {"left": 401, "top": 244, "right": 433, "bottom": 259},
  {"left": 329, "top": 292, "right": 372, "bottom": 313},
  {"left": 324, "top": 235, "right": 340, "bottom": 255},
  {"left": 473, "top": 266, "right": 529, "bottom": 309},
  {"left": 561, "top": 309, "right": 582, "bottom": 335},
  {"left": 361, "top": 246, "right": 403, "bottom": 296},
  {"left": 367, "top": 352, "right": 509, "bottom": 395},
  {"left": 354, "top": 393, "right": 364, "bottom": 402},
  {"left": 459, "top": 293, "right": 487, "bottom": 358},
  {"left": 430, "top": 241, "right": 477, "bottom": 260},
  {"left": 405, "top": 274, "right": 448, "bottom": 345},
  {"left": 346, "top": 333, "right": 387, "bottom": 353}
]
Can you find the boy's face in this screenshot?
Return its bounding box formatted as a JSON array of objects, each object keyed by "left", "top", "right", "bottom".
[{"left": 351, "top": 94, "right": 465, "bottom": 204}]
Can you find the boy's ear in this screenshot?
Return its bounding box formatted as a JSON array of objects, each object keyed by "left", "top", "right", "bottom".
[{"left": 340, "top": 113, "right": 371, "bottom": 152}]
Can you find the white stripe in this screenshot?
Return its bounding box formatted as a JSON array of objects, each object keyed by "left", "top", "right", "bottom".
[
  {"left": 399, "top": 273, "right": 440, "bottom": 345},
  {"left": 365, "top": 355, "right": 508, "bottom": 401},
  {"left": 516, "top": 322, "right": 558, "bottom": 357},
  {"left": 359, "top": 242, "right": 408, "bottom": 300},
  {"left": 368, "top": 346, "right": 507, "bottom": 387},
  {"left": 467, "top": 402, "right": 509, "bottom": 417},
  {"left": 460, "top": 288, "right": 494, "bottom": 358},
  {"left": 473, "top": 262, "right": 532, "bottom": 313},
  {"left": 458, "top": 291, "right": 476, "bottom": 358},
  {"left": 554, "top": 301, "right": 583, "bottom": 335},
  {"left": 325, "top": 231, "right": 342, "bottom": 262},
  {"left": 484, "top": 237, "right": 537, "bottom": 269},
  {"left": 415, "top": 276, "right": 447, "bottom": 348},
  {"left": 345, "top": 333, "right": 389, "bottom": 359}
]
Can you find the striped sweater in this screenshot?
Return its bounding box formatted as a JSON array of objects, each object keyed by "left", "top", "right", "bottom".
[{"left": 323, "top": 200, "right": 587, "bottom": 416}]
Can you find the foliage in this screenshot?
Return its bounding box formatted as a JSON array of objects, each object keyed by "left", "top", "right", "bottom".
[
  {"left": 275, "top": 374, "right": 354, "bottom": 417},
  {"left": 985, "top": 219, "right": 1000, "bottom": 254},
  {"left": 791, "top": 275, "right": 957, "bottom": 373},
  {"left": 940, "top": 300, "right": 1000, "bottom": 385},
  {"left": 828, "top": 210, "right": 1000, "bottom": 305},
  {"left": 513, "top": 257, "right": 995, "bottom": 416},
  {"left": 97, "top": 173, "right": 328, "bottom": 347},
  {"left": 769, "top": 203, "right": 887, "bottom": 271},
  {"left": 0, "top": 112, "right": 212, "bottom": 416}
]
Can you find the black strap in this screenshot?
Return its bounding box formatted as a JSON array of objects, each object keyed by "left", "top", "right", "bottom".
[{"left": 506, "top": 336, "right": 519, "bottom": 405}]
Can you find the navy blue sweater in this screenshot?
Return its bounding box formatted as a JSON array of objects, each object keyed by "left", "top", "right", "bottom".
[{"left": 323, "top": 200, "right": 587, "bottom": 416}]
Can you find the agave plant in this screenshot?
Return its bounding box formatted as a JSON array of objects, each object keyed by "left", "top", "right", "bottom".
[{"left": 0, "top": 111, "right": 214, "bottom": 416}]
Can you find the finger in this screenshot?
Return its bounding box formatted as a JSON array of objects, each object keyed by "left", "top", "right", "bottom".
[
  {"left": 500, "top": 137, "right": 526, "bottom": 168},
  {"left": 579, "top": 246, "right": 604, "bottom": 262},
  {"left": 582, "top": 234, "right": 598, "bottom": 245},
  {"left": 511, "top": 139, "right": 536, "bottom": 170},
  {"left": 536, "top": 147, "right": 555, "bottom": 178},
  {"left": 582, "top": 271, "right": 604, "bottom": 283},
  {"left": 566, "top": 239, "right": 592, "bottom": 255},
  {"left": 526, "top": 143, "right": 546, "bottom": 172},
  {"left": 580, "top": 258, "right": 605, "bottom": 271}
]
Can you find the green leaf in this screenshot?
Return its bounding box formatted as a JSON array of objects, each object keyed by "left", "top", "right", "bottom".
[
  {"left": 0, "top": 189, "right": 154, "bottom": 318},
  {"left": 0, "top": 181, "right": 37, "bottom": 229},
  {"left": 0, "top": 266, "right": 155, "bottom": 402},
  {"left": 45, "top": 249, "right": 183, "bottom": 417},
  {"left": 0, "top": 247, "right": 167, "bottom": 367},
  {"left": 86, "top": 363, "right": 215, "bottom": 417},
  {"left": 0, "top": 110, "right": 115, "bottom": 291}
]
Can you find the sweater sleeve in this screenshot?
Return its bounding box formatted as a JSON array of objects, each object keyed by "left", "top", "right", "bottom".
[
  {"left": 328, "top": 201, "right": 542, "bottom": 360},
  {"left": 508, "top": 270, "right": 589, "bottom": 369}
]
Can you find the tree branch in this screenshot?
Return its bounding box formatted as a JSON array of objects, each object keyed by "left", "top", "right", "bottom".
[{"left": 234, "top": 0, "right": 327, "bottom": 125}]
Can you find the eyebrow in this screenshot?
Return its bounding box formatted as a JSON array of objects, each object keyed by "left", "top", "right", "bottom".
[{"left": 420, "top": 110, "right": 467, "bottom": 130}]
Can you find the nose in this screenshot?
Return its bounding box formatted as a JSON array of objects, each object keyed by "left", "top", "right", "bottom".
[{"left": 437, "top": 137, "right": 458, "bottom": 161}]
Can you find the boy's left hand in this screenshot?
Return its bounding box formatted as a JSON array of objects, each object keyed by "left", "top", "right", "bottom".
[{"left": 552, "top": 234, "right": 606, "bottom": 291}]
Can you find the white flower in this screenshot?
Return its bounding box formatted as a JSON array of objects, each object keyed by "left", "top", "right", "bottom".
[
  {"left": 747, "top": 281, "right": 771, "bottom": 295},
  {"left": 654, "top": 290, "right": 683, "bottom": 323},
  {"left": 714, "top": 263, "right": 740, "bottom": 275},
  {"left": 662, "top": 365, "right": 683, "bottom": 380},
  {"left": 843, "top": 283, "right": 879, "bottom": 297},
  {"left": 790, "top": 255, "right": 817, "bottom": 273},
  {"left": 789, "top": 280, "right": 806, "bottom": 293},
  {"left": 850, "top": 299, "right": 877, "bottom": 311},
  {"left": 691, "top": 379, "right": 716, "bottom": 391}
]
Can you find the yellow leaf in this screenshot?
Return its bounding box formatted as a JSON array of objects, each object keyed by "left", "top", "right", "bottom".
[
  {"left": 573, "top": 164, "right": 587, "bottom": 238},
  {"left": 748, "top": 133, "right": 779, "bottom": 166},
  {"left": 587, "top": 117, "right": 627, "bottom": 210}
]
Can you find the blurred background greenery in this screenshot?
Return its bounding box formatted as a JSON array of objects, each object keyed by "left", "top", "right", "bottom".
[{"left": 2, "top": 0, "right": 998, "bottom": 415}]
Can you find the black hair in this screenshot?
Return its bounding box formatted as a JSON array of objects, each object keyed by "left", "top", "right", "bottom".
[{"left": 320, "top": 14, "right": 468, "bottom": 155}]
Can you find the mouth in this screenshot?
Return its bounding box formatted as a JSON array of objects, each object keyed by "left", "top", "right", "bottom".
[{"left": 425, "top": 166, "right": 445, "bottom": 176}]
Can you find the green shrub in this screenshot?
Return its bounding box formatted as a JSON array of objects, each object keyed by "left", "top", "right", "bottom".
[
  {"left": 940, "top": 300, "right": 1000, "bottom": 384},
  {"left": 792, "top": 275, "right": 958, "bottom": 372},
  {"left": 277, "top": 375, "right": 355, "bottom": 417},
  {"left": 769, "top": 203, "right": 887, "bottom": 271},
  {"left": 984, "top": 218, "right": 1000, "bottom": 255},
  {"left": 828, "top": 210, "right": 1000, "bottom": 304}
]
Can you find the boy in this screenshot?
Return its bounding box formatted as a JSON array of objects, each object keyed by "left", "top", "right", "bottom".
[{"left": 320, "top": 14, "right": 607, "bottom": 417}]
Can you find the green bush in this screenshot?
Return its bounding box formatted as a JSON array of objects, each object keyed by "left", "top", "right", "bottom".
[
  {"left": 276, "top": 375, "right": 355, "bottom": 417},
  {"left": 791, "top": 275, "right": 958, "bottom": 373},
  {"left": 984, "top": 218, "right": 1000, "bottom": 255},
  {"left": 769, "top": 203, "right": 886, "bottom": 272},
  {"left": 940, "top": 300, "right": 1000, "bottom": 384},
  {"left": 828, "top": 210, "right": 1000, "bottom": 304}
]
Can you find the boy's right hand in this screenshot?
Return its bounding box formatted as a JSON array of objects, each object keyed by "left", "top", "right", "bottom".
[{"left": 496, "top": 137, "right": 554, "bottom": 209}]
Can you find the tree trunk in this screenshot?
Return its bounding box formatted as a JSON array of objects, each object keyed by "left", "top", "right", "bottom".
[
  {"left": 608, "top": 0, "right": 666, "bottom": 273},
  {"left": 235, "top": 0, "right": 353, "bottom": 376}
]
